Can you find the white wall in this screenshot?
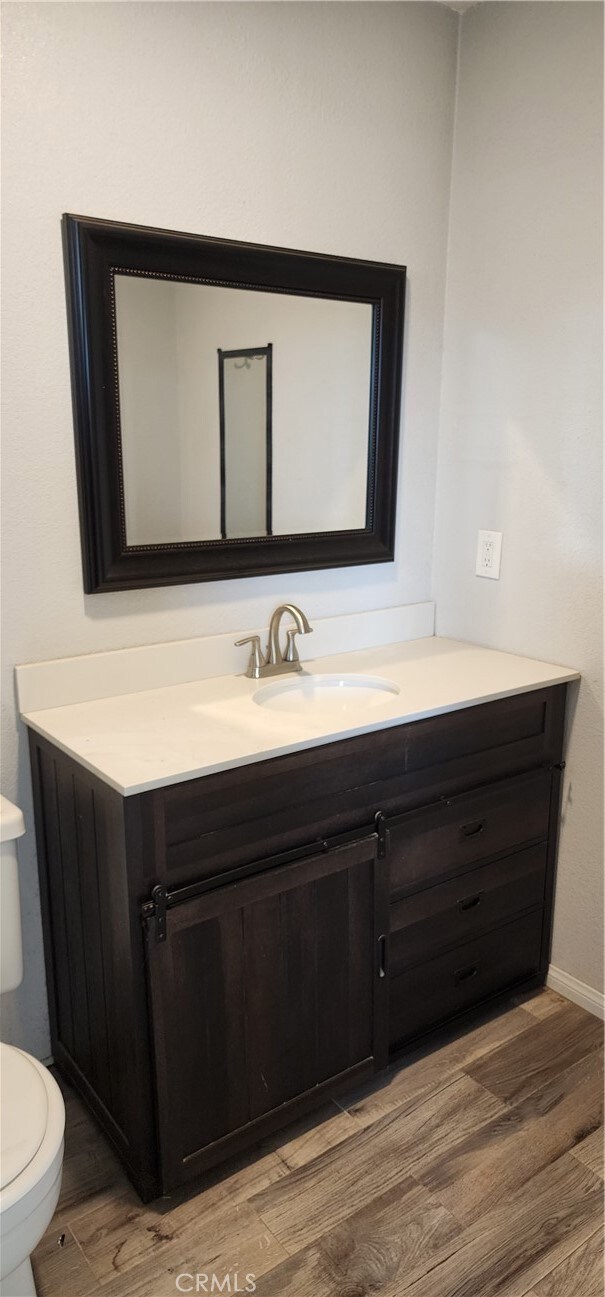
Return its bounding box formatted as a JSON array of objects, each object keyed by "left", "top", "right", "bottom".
[
  {"left": 433, "top": 3, "right": 604, "bottom": 995},
  {"left": 0, "top": 2, "right": 458, "bottom": 1055}
]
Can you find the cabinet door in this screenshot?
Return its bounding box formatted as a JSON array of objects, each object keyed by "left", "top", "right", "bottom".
[{"left": 146, "top": 834, "right": 388, "bottom": 1191}]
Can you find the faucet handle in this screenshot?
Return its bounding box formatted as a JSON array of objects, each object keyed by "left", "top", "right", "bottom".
[
  {"left": 284, "top": 627, "right": 303, "bottom": 664},
  {"left": 235, "top": 635, "right": 265, "bottom": 679}
]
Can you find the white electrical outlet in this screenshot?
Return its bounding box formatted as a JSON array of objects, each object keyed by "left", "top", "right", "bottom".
[{"left": 476, "top": 529, "right": 503, "bottom": 579}]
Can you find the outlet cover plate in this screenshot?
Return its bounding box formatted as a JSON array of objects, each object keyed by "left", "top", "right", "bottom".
[{"left": 476, "top": 529, "right": 502, "bottom": 579}]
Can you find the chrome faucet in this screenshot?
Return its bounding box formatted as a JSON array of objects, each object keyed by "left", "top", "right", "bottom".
[{"left": 236, "top": 604, "right": 313, "bottom": 679}]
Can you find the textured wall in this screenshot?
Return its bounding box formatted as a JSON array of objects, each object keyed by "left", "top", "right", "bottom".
[
  {"left": 433, "top": 3, "right": 603, "bottom": 993},
  {"left": 0, "top": 2, "right": 458, "bottom": 1055}
]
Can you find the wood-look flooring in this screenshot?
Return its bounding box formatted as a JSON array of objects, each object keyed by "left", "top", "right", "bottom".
[{"left": 32, "top": 988, "right": 604, "bottom": 1297}]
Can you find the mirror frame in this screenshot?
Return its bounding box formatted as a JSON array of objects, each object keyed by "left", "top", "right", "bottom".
[{"left": 62, "top": 214, "right": 406, "bottom": 593}]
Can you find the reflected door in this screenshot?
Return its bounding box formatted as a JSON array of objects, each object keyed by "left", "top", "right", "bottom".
[{"left": 218, "top": 346, "right": 272, "bottom": 540}]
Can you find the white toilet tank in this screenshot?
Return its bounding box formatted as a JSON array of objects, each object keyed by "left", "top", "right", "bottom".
[{"left": 0, "top": 796, "right": 25, "bottom": 994}]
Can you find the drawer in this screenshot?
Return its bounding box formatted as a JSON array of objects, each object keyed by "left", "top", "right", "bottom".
[
  {"left": 389, "top": 909, "right": 543, "bottom": 1050},
  {"left": 149, "top": 687, "right": 565, "bottom": 889},
  {"left": 390, "top": 843, "right": 547, "bottom": 973},
  {"left": 388, "top": 768, "right": 551, "bottom": 898}
]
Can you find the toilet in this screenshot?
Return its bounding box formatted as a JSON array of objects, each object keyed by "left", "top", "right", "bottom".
[{"left": 0, "top": 796, "right": 65, "bottom": 1297}]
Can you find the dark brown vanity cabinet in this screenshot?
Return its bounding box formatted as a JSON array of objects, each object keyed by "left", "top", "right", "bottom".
[
  {"left": 29, "top": 682, "right": 567, "bottom": 1201},
  {"left": 147, "top": 837, "right": 389, "bottom": 1192},
  {"left": 386, "top": 767, "right": 553, "bottom": 1049}
]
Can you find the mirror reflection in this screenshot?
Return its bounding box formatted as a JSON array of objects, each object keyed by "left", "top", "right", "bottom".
[
  {"left": 114, "top": 274, "right": 373, "bottom": 546},
  {"left": 219, "top": 347, "right": 272, "bottom": 540}
]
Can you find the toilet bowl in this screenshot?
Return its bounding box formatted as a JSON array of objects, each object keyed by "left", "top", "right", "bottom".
[
  {"left": 0, "top": 1046, "right": 65, "bottom": 1296},
  {"left": 0, "top": 797, "right": 66, "bottom": 1297}
]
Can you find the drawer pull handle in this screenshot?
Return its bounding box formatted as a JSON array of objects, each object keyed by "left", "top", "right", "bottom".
[
  {"left": 458, "top": 892, "right": 483, "bottom": 912},
  {"left": 460, "top": 819, "right": 486, "bottom": 839},
  {"left": 377, "top": 934, "right": 387, "bottom": 979},
  {"left": 455, "top": 963, "right": 479, "bottom": 984}
]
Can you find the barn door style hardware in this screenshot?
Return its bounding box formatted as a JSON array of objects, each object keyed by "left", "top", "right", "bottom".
[
  {"left": 144, "top": 885, "right": 168, "bottom": 943},
  {"left": 375, "top": 811, "right": 389, "bottom": 859}
]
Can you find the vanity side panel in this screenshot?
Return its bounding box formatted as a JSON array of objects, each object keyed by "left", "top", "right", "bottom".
[
  {"left": 539, "top": 685, "right": 567, "bottom": 974},
  {"left": 29, "top": 733, "right": 158, "bottom": 1199},
  {"left": 30, "top": 741, "right": 68, "bottom": 1058}
]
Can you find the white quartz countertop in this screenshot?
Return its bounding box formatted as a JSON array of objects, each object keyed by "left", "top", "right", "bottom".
[{"left": 20, "top": 637, "right": 578, "bottom": 796}]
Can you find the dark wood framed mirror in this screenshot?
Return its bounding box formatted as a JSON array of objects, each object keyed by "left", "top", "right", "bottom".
[{"left": 62, "top": 214, "right": 406, "bottom": 592}]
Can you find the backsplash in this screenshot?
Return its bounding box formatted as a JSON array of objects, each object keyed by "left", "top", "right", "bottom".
[{"left": 16, "top": 602, "right": 434, "bottom": 713}]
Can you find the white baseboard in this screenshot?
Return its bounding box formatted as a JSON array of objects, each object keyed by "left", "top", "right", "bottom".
[{"left": 547, "top": 965, "right": 605, "bottom": 1020}]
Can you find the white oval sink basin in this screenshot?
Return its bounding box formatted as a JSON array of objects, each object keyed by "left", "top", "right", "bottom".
[{"left": 254, "top": 673, "right": 400, "bottom": 716}]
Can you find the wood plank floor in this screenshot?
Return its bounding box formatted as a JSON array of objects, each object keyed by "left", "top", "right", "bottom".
[{"left": 32, "top": 988, "right": 604, "bottom": 1297}]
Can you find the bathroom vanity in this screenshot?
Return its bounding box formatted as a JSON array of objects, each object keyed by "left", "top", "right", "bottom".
[{"left": 21, "top": 635, "right": 576, "bottom": 1201}]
